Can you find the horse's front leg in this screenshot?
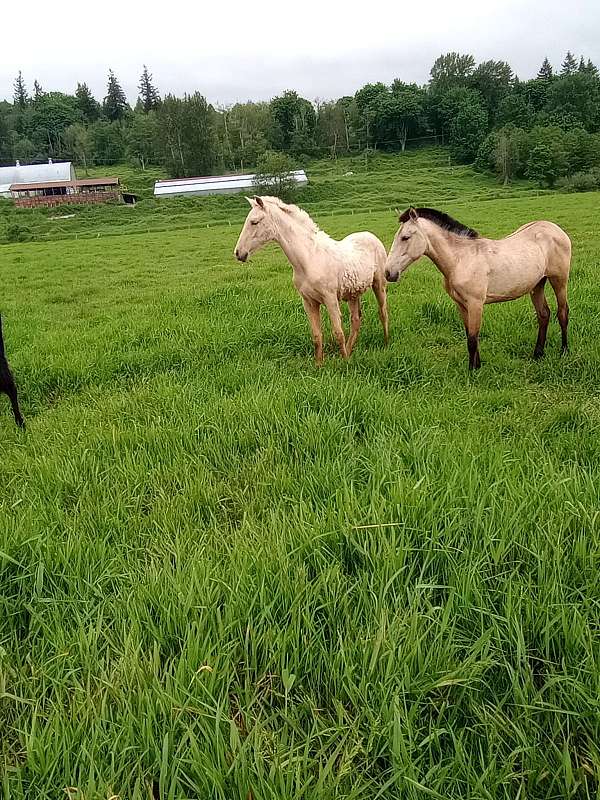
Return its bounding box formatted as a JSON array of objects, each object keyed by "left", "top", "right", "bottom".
[
  {"left": 464, "top": 300, "right": 483, "bottom": 370},
  {"left": 302, "top": 296, "right": 324, "bottom": 365},
  {"left": 324, "top": 296, "right": 348, "bottom": 359}
]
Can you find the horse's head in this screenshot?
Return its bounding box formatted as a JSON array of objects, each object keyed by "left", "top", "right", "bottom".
[
  {"left": 234, "top": 196, "right": 277, "bottom": 262},
  {"left": 385, "top": 207, "right": 428, "bottom": 282}
]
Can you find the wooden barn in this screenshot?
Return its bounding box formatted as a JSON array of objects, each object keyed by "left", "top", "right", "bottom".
[{"left": 0, "top": 161, "right": 129, "bottom": 208}]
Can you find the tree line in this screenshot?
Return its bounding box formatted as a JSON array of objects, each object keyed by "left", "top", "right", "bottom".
[{"left": 1, "top": 52, "right": 599, "bottom": 188}]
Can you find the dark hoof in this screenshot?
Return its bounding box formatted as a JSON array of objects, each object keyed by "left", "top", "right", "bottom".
[{"left": 533, "top": 349, "right": 545, "bottom": 360}]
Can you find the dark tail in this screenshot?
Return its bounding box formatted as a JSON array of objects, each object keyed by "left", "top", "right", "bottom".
[{"left": 0, "top": 313, "right": 5, "bottom": 358}]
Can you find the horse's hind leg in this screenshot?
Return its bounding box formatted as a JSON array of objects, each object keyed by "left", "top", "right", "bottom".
[
  {"left": 549, "top": 276, "right": 569, "bottom": 353},
  {"left": 531, "top": 277, "right": 550, "bottom": 359},
  {"left": 346, "top": 297, "right": 362, "bottom": 356},
  {"left": 372, "top": 273, "right": 389, "bottom": 345}
]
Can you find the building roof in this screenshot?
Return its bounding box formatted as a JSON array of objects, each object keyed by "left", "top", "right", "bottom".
[
  {"left": 154, "top": 170, "right": 308, "bottom": 197},
  {"left": 0, "top": 161, "right": 75, "bottom": 186},
  {"left": 75, "top": 177, "right": 119, "bottom": 187},
  {"left": 10, "top": 177, "right": 120, "bottom": 192}
]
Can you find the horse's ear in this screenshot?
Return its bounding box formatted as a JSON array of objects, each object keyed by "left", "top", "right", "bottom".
[
  {"left": 409, "top": 207, "right": 418, "bottom": 222},
  {"left": 254, "top": 196, "right": 265, "bottom": 209},
  {"left": 245, "top": 196, "right": 255, "bottom": 206}
]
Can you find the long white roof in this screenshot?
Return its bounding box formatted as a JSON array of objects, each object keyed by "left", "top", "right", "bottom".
[
  {"left": 154, "top": 170, "right": 308, "bottom": 197},
  {"left": 0, "top": 161, "right": 75, "bottom": 187}
]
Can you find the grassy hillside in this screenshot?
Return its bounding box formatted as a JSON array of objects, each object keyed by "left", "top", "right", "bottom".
[
  {"left": 1, "top": 156, "right": 599, "bottom": 799},
  {"left": 1, "top": 148, "right": 550, "bottom": 244}
]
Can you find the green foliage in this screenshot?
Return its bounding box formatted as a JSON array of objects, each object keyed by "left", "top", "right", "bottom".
[
  {"left": 157, "top": 93, "right": 217, "bottom": 177},
  {"left": 138, "top": 65, "right": 160, "bottom": 113},
  {"left": 5, "top": 220, "right": 33, "bottom": 242},
  {"left": 126, "top": 111, "right": 160, "bottom": 170},
  {"left": 561, "top": 51, "right": 578, "bottom": 76},
  {"left": 90, "top": 119, "right": 126, "bottom": 164},
  {"left": 103, "top": 69, "right": 129, "bottom": 122},
  {"left": 556, "top": 168, "right": 600, "bottom": 192},
  {"left": 269, "top": 90, "right": 317, "bottom": 155},
  {"left": 430, "top": 52, "right": 476, "bottom": 90},
  {"left": 470, "top": 60, "right": 513, "bottom": 120},
  {"left": 526, "top": 137, "right": 567, "bottom": 188},
  {"left": 63, "top": 123, "right": 94, "bottom": 172},
  {"left": 449, "top": 98, "right": 488, "bottom": 163},
  {"left": 253, "top": 150, "right": 298, "bottom": 202},
  {"left": 13, "top": 70, "right": 28, "bottom": 109},
  {"left": 28, "top": 91, "right": 83, "bottom": 157},
  {"left": 537, "top": 57, "right": 554, "bottom": 80},
  {"left": 76, "top": 82, "right": 101, "bottom": 122}
]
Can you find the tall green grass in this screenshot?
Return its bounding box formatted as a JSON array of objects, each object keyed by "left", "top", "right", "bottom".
[{"left": 1, "top": 172, "right": 599, "bottom": 799}]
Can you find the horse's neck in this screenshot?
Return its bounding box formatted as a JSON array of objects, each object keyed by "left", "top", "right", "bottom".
[
  {"left": 272, "top": 211, "right": 317, "bottom": 274},
  {"left": 423, "top": 224, "right": 464, "bottom": 280}
]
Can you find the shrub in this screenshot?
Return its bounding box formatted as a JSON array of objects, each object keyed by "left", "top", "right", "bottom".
[
  {"left": 5, "top": 221, "right": 34, "bottom": 243},
  {"left": 557, "top": 169, "right": 600, "bottom": 192},
  {"left": 253, "top": 150, "right": 299, "bottom": 203}
]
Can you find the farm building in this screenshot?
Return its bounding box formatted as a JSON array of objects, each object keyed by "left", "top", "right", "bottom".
[
  {"left": 0, "top": 160, "right": 75, "bottom": 198},
  {"left": 154, "top": 170, "right": 308, "bottom": 198},
  {"left": 0, "top": 160, "right": 128, "bottom": 208},
  {"left": 10, "top": 177, "right": 123, "bottom": 209}
]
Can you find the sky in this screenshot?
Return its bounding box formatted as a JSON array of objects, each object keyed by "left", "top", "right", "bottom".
[{"left": 2, "top": 0, "right": 599, "bottom": 106}]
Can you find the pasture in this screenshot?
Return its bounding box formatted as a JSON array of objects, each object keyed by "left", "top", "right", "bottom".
[{"left": 1, "top": 157, "right": 600, "bottom": 799}]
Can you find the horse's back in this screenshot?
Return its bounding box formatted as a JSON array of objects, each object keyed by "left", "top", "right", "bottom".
[
  {"left": 509, "top": 220, "right": 571, "bottom": 275},
  {"left": 342, "top": 231, "right": 387, "bottom": 262}
]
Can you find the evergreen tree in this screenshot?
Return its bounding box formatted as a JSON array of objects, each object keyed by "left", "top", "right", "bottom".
[
  {"left": 561, "top": 51, "right": 578, "bottom": 75},
  {"left": 76, "top": 82, "right": 101, "bottom": 122},
  {"left": 13, "top": 71, "right": 28, "bottom": 109},
  {"left": 103, "top": 70, "right": 129, "bottom": 121},
  {"left": 578, "top": 56, "right": 586, "bottom": 73},
  {"left": 584, "top": 59, "right": 599, "bottom": 77},
  {"left": 537, "top": 57, "right": 554, "bottom": 80},
  {"left": 138, "top": 65, "right": 160, "bottom": 112},
  {"left": 33, "top": 80, "right": 44, "bottom": 100}
]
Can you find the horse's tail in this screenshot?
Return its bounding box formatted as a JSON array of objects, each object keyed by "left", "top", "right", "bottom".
[{"left": 0, "top": 314, "right": 5, "bottom": 360}]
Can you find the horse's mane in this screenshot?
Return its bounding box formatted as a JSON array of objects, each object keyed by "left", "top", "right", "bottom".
[
  {"left": 262, "top": 196, "right": 321, "bottom": 235},
  {"left": 400, "top": 207, "right": 480, "bottom": 239}
]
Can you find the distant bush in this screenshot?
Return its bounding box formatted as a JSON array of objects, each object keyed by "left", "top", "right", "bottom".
[
  {"left": 253, "top": 150, "right": 299, "bottom": 203},
  {"left": 557, "top": 169, "right": 600, "bottom": 192},
  {"left": 6, "top": 221, "right": 34, "bottom": 243}
]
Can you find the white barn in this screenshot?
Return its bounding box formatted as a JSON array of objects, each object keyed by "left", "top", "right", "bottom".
[
  {"left": 0, "top": 161, "right": 75, "bottom": 198},
  {"left": 154, "top": 170, "right": 308, "bottom": 198}
]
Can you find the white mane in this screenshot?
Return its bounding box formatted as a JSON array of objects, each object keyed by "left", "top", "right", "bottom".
[{"left": 261, "top": 196, "right": 321, "bottom": 236}]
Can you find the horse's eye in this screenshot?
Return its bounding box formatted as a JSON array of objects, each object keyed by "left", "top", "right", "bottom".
[
  {"left": 401, "top": 235, "right": 410, "bottom": 241},
  {"left": 251, "top": 220, "right": 259, "bottom": 226}
]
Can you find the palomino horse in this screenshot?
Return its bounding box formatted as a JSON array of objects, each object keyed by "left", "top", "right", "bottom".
[
  {"left": 385, "top": 207, "right": 571, "bottom": 369},
  {"left": 235, "top": 196, "right": 389, "bottom": 364}
]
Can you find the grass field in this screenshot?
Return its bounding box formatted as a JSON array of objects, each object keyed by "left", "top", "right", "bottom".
[{"left": 1, "top": 154, "right": 600, "bottom": 799}]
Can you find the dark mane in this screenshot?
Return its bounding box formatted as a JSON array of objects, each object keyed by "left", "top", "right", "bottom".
[{"left": 399, "top": 207, "right": 480, "bottom": 238}]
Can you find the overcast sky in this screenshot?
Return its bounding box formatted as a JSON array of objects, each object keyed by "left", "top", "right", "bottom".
[{"left": 2, "top": 0, "right": 599, "bottom": 106}]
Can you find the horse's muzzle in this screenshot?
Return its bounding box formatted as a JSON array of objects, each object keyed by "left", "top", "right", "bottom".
[
  {"left": 235, "top": 249, "right": 248, "bottom": 263},
  {"left": 385, "top": 269, "right": 399, "bottom": 282}
]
